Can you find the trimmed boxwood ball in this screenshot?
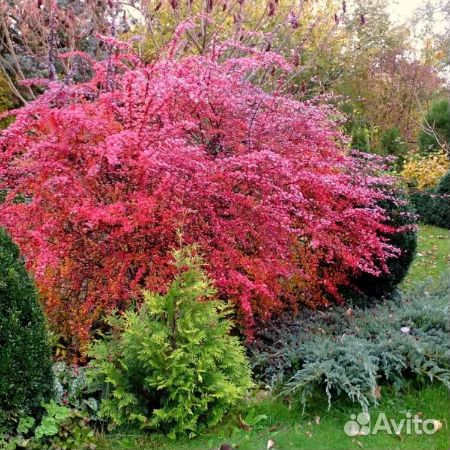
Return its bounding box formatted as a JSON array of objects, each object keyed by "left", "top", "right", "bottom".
[
  {"left": 438, "top": 169, "right": 450, "bottom": 192},
  {"left": 347, "top": 188, "right": 417, "bottom": 303},
  {"left": 428, "top": 171, "right": 450, "bottom": 229},
  {"left": 410, "top": 189, "right": 433, "bottom": 221},
  {"left": 410, "top": 171, "right": 450, "bottom": 229},
  {"left": 0, "top": 228, "right": 53, "bottom": 426}
]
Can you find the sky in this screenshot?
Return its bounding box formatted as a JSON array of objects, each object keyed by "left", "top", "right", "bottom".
[{"left": 387, "top": 0, "right": 442, "bottom": 23}]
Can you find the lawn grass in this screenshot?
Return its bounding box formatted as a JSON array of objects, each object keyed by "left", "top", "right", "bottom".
[
  {"left": 96, "top": 225, "right": 450, "bottom": 450},
  {"left": 402, "top": 225, "right": 450, "bottom": 287},
  {"left": 96, "top": 384, "right": 450, "bottom": 450}
]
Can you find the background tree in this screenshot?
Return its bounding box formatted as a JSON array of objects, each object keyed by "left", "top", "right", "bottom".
[
  {"left": 123, "top": 0, "right": 357, "bottom": 97},
  {"left": 419, "top": 99, "right": 450, "bottom": 154},
  {"left": 363, "top": 49, "right": 441, "bottom": 144},
  {"left": 0, "top": 0, "right": 131, "bottom": 103},
  {"left": 1, "top": 0, "right": 445, "bottom": 138}
]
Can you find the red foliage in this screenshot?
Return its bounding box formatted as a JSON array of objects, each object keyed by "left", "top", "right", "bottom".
[{"left": 0, "top": 48, "right": 398, "bottom": 348}]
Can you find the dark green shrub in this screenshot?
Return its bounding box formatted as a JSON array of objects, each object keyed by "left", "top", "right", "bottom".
[
  {"left": 410, "top": 189, "right": 433, "bottom": 219},
  {"left": 379, "top": 127, "right": 407, "bottom": 163},
  {"left": 437, "top": 168, "right": 450, "bottom": 192},
  {"left": 250, "top": 272, "right": 450, "bottom": 411},
  {"left": 0, "top": 75, "right": 15, "bottom": 130},
  {"left": 419, "top": 99, "right": 450, "bottom": 154},
  {"left": 348, "top": 188, "right": 417, "bottom": 302},
  {"left": 428, "top": 170, "right": 450, "bottom": 229},
  {"left": 87, "top": 247, "right": 253, "bottom": 438},
  {"left": 0, "top": 228, "right": 53, "bottom": 426},
  {"left": 410, "top": 171, "right": 450, "bottom": 229},
  {"left": 351, "top": 124, "right": 370, "bottom": 152}
]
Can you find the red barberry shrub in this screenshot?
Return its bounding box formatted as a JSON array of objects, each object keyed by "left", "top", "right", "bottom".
[{"left": 0, "top": 47, "right": 399, "bottom": 349}]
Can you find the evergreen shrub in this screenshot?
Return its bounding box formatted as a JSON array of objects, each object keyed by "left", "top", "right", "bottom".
[
  {"left": 0, "top": 228, "right": 53, "bottom": 427},
  {"left": 251, "top": 272, "right": 450, "bottom": 411},
  {"left": 87, "top": 247, "right": 253, "bottom": 438}
]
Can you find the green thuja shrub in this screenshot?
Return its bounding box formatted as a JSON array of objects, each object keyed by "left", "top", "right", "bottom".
[
  {"left": 87, "top": 246, "right": 252, "bottom": 438},
  {"left": 251, "top": 272, "right": 450, "bottom": 412},
  {"left": 0, "top": 228, "right": 53, "bottom": 427}
]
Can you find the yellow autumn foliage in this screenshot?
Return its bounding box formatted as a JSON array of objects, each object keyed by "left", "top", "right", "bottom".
[
  {"left": 400, "top": 150, "right": 450, "bottom": 189},
  {"left": 0, "top": 74, "right": 14, "bottom": 129},
  {"left": 121, "top": 0, "right": 342, "bottom": 63}
]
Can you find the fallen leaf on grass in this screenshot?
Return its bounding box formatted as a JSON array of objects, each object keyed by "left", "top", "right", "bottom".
[
  {"left": 373, "top": 385, "right": 381, "bottom": 400},
  {"left": 237, "top": 415, "right": 251, "bottom": 431},
  {"left": 431, "top": 420, "right": 442, "bottom": 432}
]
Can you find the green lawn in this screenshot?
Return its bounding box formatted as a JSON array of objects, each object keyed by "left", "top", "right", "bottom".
[
  {"left": 97, "top": 225, "right": 450, "bottom": 450},
  {"left": 403, "top": 225, "right": 450, "bottom": 287},
  {"left": 97, "top": 385, "right": 450, "bottom": 450}
]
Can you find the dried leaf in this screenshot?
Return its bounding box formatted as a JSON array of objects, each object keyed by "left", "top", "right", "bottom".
[
  {"left": 373, "top": 385, "right": 381, "bottom": 400},
  {"left": 237, "top": 415, "right": 251, "bottom": 431},
  {"left": 432, "top": 420, "right": 443, "bottom": 431}
]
